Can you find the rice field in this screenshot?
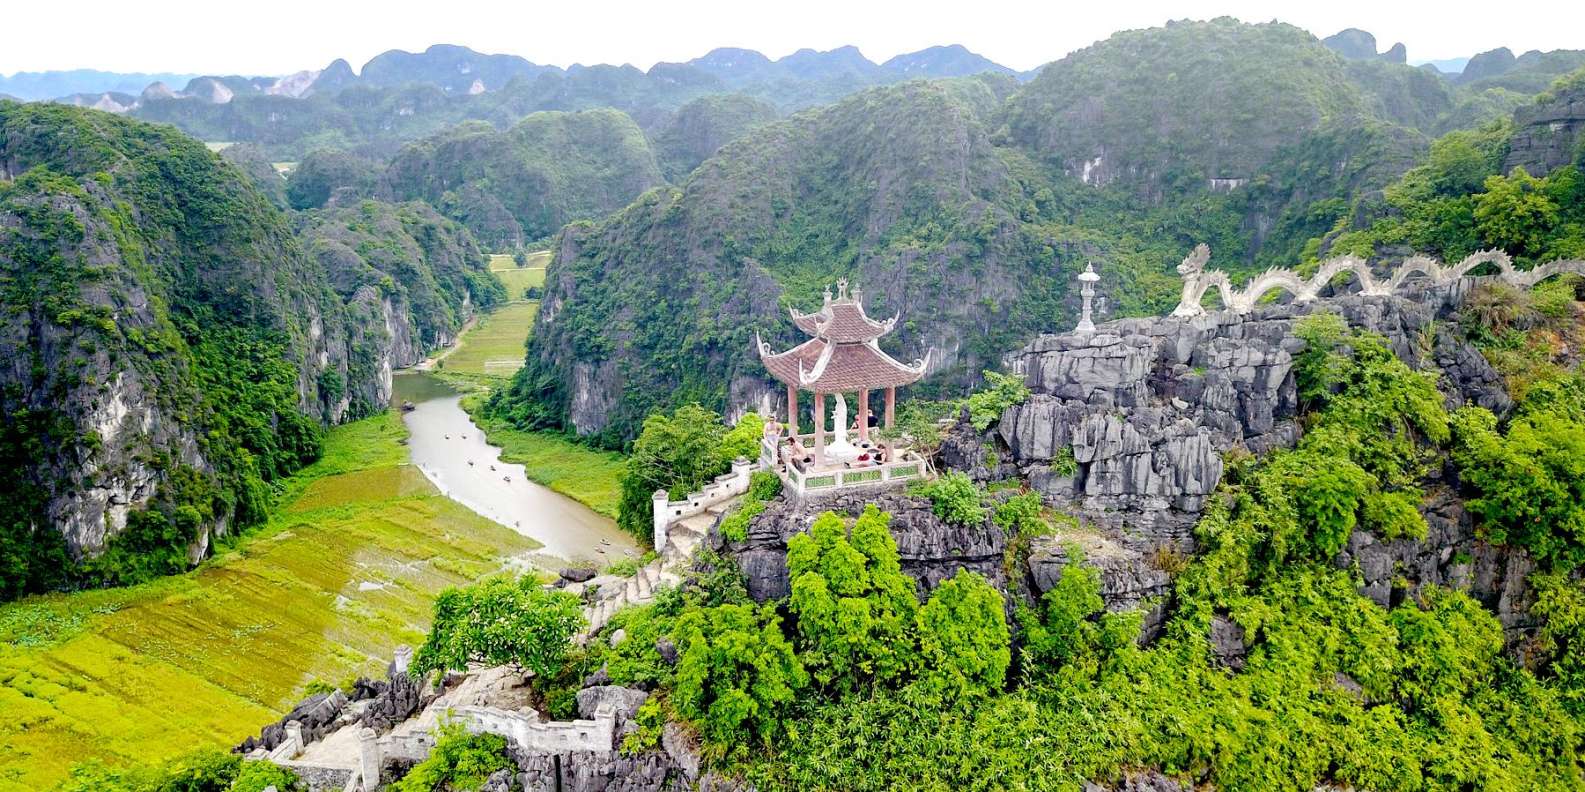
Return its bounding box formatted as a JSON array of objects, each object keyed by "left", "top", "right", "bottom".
[
  {"left": 438, "top": 300, "right": 538, "bottom": 377},
  {"left": 488, "top": 252, "right": 549, "bottom": 300},
  {"left": 0, "top": 412, "right": 539, "bottom": 791}
]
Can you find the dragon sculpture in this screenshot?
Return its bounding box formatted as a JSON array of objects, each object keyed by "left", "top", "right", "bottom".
[{"left": 1170, "top": 244, "right": 1585, "bottom": 318}]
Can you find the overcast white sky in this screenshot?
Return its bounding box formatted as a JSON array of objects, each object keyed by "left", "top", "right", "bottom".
[{"left": 6, "top": 0, "right": 1581, "bottom": 76}]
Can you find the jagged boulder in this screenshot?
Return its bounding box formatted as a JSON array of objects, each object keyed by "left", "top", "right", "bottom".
[
  {"left": 1026, "top": 532, "right": 1174, "bottom": 638},
  {"left": 1000, "top": 292, "right": 1506, "bottom": 550},
  {"left": 235, "top": 690, "right": 347, "bottom": 753},
  {"left": 358, "top": 670, "right": 428, "bottom": 732}
]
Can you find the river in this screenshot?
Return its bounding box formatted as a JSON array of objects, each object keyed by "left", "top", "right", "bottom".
[{"left": 392, "top": 372, "right": 638, "bottom": 565}]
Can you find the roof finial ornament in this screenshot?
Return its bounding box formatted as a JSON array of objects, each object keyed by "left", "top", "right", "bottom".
[
  {"left": 836, "top": 278, "right": 849, "bottom": 300},
  {"left": 851, "top": 282, "right": 863, "bottom": 305},
  {"left": 823, "top": 284, "right": 833, "bottom": 305}
]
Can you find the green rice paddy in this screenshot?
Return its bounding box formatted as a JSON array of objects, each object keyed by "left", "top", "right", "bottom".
[{"left": 0, "top": 412, "right": 539, "bottom": 791}]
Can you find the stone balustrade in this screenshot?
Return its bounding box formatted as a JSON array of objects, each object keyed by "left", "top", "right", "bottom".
[{"left": 651, "top": 457, "right": 756, "bottom": 550}]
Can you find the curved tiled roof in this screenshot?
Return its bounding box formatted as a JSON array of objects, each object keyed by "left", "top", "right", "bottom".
[
  {"left": 789, "top": 300, "right": 896, "bottom": 343},
  {"left": 757, "top": 335, "right": 928, "bottom": 392}
]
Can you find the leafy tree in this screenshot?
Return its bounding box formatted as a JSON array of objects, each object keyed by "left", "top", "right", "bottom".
[
  {"left": 671, "top": 602, "right": 807, "bottom": 749},
  {"left": 786, "top": 507, "right": 920, "bottom": 691},
  {"left": 616, "top": 405, "right": 764, "bottom": 543},
  {"left": 915, "top": 569, "right": 1010, "bottom": 700},
  {"left": 389, "top": 721, "right": 512, "bottom": 792},
  {"left": 1475, "top": 167, "right": 1562, "bottom": 258},
  {"left": 412, "top": 576, "right": 584, "bottom": 678},
  {"left": 58, "top": 749, "right": 241, "bottom": 792}
]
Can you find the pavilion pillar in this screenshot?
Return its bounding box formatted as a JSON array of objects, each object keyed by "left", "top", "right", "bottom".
[
  {"left": 857, "top": 389, "right": 870, "bottom": 443},
  {"left": 786, "top": 384, "right": 799, "bottom": 434},
  {"left": 813, "top": 392, "right": 826, "bottom": 464},
  {"left": 884, "top": 386, "right": 896, "bottom": 428}
]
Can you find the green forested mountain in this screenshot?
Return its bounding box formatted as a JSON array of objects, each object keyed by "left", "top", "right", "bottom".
[
  {"left": 493, "top": 18, "right": 1552, "bottom": 444},
  {"left": 0, "top": 102, "right": 499, "bottom": 598},
  {"left": 653, "top": 94, "right": 779, "bottom": 181},
  {"left": 493, "top": 76, "right": 1050, "bottom": 442},
  {"left": 377, "top": 109, "right": 665, "bottom": 248}
]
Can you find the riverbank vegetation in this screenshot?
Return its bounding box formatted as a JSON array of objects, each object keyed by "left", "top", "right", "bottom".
[{"left": 0, "top": 411, "right": 538, "bottom": 791}]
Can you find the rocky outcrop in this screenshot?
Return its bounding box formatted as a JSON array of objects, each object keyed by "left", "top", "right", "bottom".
[
  {"left": 721, "top": 490, "right": 1008, "bottom": 603},
  {"left": 996, "top": 287, "right": 1540, "bottom": 642},
  {"left": 999, "top": 291, "right": 1504, "bottom": 549},
  {"left": 1503, "top": 84, "right": 1585, "bottom": 177}
]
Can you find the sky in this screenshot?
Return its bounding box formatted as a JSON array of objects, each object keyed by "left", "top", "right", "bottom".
[{"left": 6, "top": 0, "right": 1583, "bottom": 77}]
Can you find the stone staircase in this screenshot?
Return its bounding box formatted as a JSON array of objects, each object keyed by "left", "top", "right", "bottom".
[{"left": 578, "top": 500, "right": 730, "bottom": 639}]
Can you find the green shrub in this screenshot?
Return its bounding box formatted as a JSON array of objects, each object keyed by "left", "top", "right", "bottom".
[
  {"left": 992, "top": 491, "right": 1046, "bottom": 537},
  {"left": 412, "top": 576, "right": 583, "bottom": 678},
  {"left": 1452, "top": 404, "right": 1585, "bottom": 570},
  {"left": 914, "top": 470, "right": 988, "bottom": 527},
  {"left": 963, "top": 371, "right": 1030, "bottom": 431},
  {"left": 389, "top": 721, "right": 512, "bottom": 792},
  {"left": 786, "top": 507, "right": 920, "bottom": 692},
  {"left": 914, "top": 569, "right": 1010, "bottom": 700},
  {"left": 228, "top": 762, "right": 302, "bottom": 792},
  {"left": 671, "top": 602, "right": 807, "bottom": 751},
  {"left": 748, "top": 469, "right": 782, "bottom": 500}
]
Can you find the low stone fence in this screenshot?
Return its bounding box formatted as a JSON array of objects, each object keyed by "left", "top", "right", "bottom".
[
  {"left": 651, "top": 457, "right": 756, "bottom": 549},
  {"left": 783, "top": 456, "right": 924, "bottom": 497},
  {"left": 453, "top": 702, "right": 617, "bottom": 754}
]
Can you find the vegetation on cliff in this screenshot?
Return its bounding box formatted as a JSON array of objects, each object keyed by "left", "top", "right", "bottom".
[
  {"left": 0, "top": 102, "right": 502, "bottom": 598},
  {"left": 377, "top": 109, "right": 665, "bottom": 249},
  {"left": 494, "top": 18, "right": 1557, "bottom": 446}
]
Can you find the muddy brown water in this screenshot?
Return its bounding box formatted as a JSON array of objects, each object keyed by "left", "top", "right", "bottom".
[{"left": 393, "top": 372, "right": 637, "bottom": 565}]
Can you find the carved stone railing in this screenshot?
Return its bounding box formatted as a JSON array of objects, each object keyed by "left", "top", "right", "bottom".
[{"left": 1170, "top": 244, "right": 1585, "bottom": 318}]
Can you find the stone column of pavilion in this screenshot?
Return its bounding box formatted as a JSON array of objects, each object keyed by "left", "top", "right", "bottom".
[{"left": 757, "top": 279, "right": 929, "bottom": 468}]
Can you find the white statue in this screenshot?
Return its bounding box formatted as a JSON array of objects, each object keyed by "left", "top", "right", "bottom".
[{"left": 824, "top": 395, "right": 859, "bottom": 462}]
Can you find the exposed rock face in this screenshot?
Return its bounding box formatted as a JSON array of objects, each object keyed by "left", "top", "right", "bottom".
[
  {"left": 1503, "top": 85, "right": 1585, "bottom": 177},
  {"left": 0, "top": 106, "right": 499, "bottom": 577},
  {"left": 998, "top": 287, "right": 1536, "bottom": 641},
  {"left": 1337, "top": 485, "right": 1539, "bottom": 646},
  {"left": 1026, "top": 532, "right": 1174, "bottom": 638},
  {"left": 1000, "top": 290, "right": 1504, "bottom": 548},
  {"left": 721, "top": 490, "right": 1007, "bottom": 603},
  {"left": 1458, "top": 47, "right": 1517, "bottom": 85}
]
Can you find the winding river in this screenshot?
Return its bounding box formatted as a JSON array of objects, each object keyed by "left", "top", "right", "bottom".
[{"left": 392, "top": 372, "right": 637, "bottom": 565}]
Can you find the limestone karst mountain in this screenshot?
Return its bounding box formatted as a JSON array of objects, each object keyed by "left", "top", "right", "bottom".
[{"left": 0, "top": 101, "right": 502, "bottom": 597}]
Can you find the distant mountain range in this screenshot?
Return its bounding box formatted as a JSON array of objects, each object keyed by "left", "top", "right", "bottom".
[{"left": 5, "top": 43, "right": 1027, "bottom": 109}]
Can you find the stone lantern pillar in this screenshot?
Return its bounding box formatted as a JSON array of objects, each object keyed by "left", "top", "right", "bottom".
[{"left": 1075, "top": 262, "right": 1101, "bottom": 334}]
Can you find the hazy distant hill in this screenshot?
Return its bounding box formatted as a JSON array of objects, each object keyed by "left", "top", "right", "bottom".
[{"left": 0, "top": 69, "right": 199, "bottom": 101}]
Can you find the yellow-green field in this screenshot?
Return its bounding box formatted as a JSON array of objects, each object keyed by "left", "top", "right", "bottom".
[
  {"left": 0, "top": 412, "right": 538, "bottom": 791},
  {"left": 488, "top": 252, "right": 549, "bottom": 300},
  {"left": 439, "top": 301, "right": 539, "bottom": 378}
]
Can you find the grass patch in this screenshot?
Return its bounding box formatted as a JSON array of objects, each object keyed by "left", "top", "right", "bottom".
[
  {"left": 439, "top": 301, "right": 538, "bottom": 378},
  {"left": 488, "top": 252, "right": 549, "bottom": 299},
  {"left": 0, "top": 412, "right": 537, "bottom": 791}
]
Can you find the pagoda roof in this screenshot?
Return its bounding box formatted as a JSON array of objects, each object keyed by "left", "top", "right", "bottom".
[
  {"left": 756, "top": 335, "right": 929, "bottom": 392},
  {"left": 787, "top": 279, "right": 896, "bottom": 343}
]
